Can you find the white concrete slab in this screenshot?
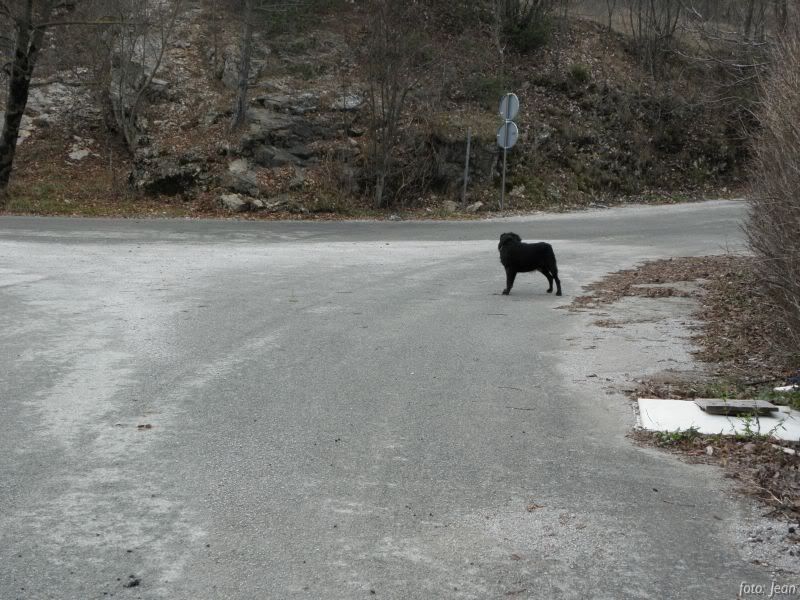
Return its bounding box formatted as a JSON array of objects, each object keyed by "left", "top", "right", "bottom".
[{"left": 638, "top": 398, "right": 800, "bottom": 441}]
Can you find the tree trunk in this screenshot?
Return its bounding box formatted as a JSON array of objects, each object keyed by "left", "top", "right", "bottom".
[
  {"left": 775, "top": 0, "right": 788, "bottom": 32},
  {"left": 0, "top": 2, "right": 51, "bottom": 197},
  {"left": 231, "top": 0, "right": 254, "bottom": 131},
  {"left": 373, "top": 171, "right": 385, "bottom": 209},
  {"left": 744, "top": 0, "right": 756, "bottom": 40}
]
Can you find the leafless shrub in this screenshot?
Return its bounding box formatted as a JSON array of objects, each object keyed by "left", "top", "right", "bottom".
[
  {"left": 361, "top": 0, "right": 432, "bottom": 208},
  {"left": 627, "top": 0, "right": 683, "bottom": 77},
  {"left": 746, "top": 24, "right": 800, "bottom": 362}
]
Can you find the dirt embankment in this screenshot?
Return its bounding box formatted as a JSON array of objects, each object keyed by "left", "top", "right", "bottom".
[{"left": 2, "top": 4, "right": 749, "bottom": 218}]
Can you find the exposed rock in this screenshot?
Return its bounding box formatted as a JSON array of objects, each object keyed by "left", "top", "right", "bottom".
[
  {"left": 240, "top": 108, "right": 298, "bottom": 154},
  {"left": 211, "top": 43, "right": 266, "bottom": 90},
  {"left": 510, "top": 184, "right": 526, "bottom": 198},
  {"left": 220, "top": 193, "right": 249, "bottom": 212},
  {"left": 32, "top": 115, "right": 55, "bottom": 128},
  {"left": 26, "top": 82, "right": 82, "bottom": 116},
  {"left": 287, "top": 144, "right": 314, "bottom": 160},
  {"left": 252, "top": 145, "right": 301, "bottom": 168},
  {"left": 253, "top": 92, "right": 319, "bottom": 115},
  {"left": 69, "top": 149, "right": 90, "bottom": 162},
  {"left": 288, "top": 168, "right": 306, "bottom": 190},
  {"left": 262, "top": 194, "right": 291, "bottom": 212},
  {"left": 131, "top": 153, "right": 203, "bottom": 196},
  {"left": 332, "top": 93, "right": 363, "bottom": 111},
  {"left": 466, "top": 201, "right": 484, "bottom": 213},
  {"left": 442, "top": 200, "right": 458, "bottom": 213},
  {"left": 222, "top": 160, "right": 260, "bottom": 196},
  {"left": 68, "top": 136, "right": 93, "bottom": 162},
  {"left": 228, "top": 158, "right": 251, "bottom": 174},
  {"left": 147, "top": 78, "right": 173, "bottom": 101}
]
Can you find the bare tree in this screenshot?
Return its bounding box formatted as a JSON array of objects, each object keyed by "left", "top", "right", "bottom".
[
  {"left": 230, "top": 0, "right": 254, "bottom": 130},
  {"left": 105, "top": 0, "right": 183, "bottom": 149},
  {"left": 0, "top": 0, "right": 58, "bottom": 198},
  {"left": 363, "top": 0, "right": 429, "bottom": 208},
  {"left": 494, "top": 0, "right": 556, "bottom": 53},
  {"left": 606, "top": 0, "right": 618, "bottom": 31},
  {"left": 0, "top": 0, "right": 183, "bottom": 200},
  {"left": 627, "top": 0, "right": 683, "bottom": 78}
]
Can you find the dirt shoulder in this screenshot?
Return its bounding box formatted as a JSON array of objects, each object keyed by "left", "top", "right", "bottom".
[{"left": 564, "top": 254, "right": 800, "bottom": 568}]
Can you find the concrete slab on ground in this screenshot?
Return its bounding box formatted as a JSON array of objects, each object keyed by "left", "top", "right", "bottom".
[{"left": 638, "top": 398, "right": 800, "bottom": 441}]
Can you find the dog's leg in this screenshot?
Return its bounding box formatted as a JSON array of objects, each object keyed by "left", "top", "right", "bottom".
[
  {"left": 502, "top": 268, "right": 517, "bottom": 295},
  {"left": 553, "top": 271, "right": 562, "bottom": 296},
  {"left": 548, "top": 256, "right": 562, "bottom": 296},
  {"left": 543, "top": 270, "right": 554, "bottom": 293}
]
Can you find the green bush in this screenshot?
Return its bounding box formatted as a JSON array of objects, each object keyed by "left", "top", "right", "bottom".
[
  {"left": 568, "top": 63, "right": 590, "bottom": 84},
  {"left": 504, "top": 18, "right": 551, "bottom": 53}
]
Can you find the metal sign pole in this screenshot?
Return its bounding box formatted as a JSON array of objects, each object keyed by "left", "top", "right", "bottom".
[
  {"left": 462, "top": 127, "right": 471, "bottom": 208},
  {"left": 496, "top": 93, "right": 519, "bottom": 213},
  {"left": 501, "top": 138, "right": 508, "bottom": 211}
]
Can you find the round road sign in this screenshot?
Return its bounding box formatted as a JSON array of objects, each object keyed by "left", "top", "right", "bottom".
[
  {"left": 499, "top": 93, "right": 520, "bottom": 121},
  {"left": 497, "top": 121, "right": 519, "bottom": 150}
]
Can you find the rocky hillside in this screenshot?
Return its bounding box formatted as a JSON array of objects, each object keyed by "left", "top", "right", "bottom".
[{"left": 1, "top": 1, "right": 750, "bottom": 217}]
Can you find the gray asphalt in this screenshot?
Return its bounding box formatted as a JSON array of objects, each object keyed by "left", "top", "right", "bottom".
[{"left": 0, "top": 201, "right": 779, "bottom": 599}]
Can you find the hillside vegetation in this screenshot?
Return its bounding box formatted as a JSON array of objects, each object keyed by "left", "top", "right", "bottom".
[{"left": 0, "top": 0, "right": 791, "bottom": 217}]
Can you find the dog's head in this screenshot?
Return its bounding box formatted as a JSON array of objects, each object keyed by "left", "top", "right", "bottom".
[{"left": 498, "top": 232, "right": 522, "bottom": 251}]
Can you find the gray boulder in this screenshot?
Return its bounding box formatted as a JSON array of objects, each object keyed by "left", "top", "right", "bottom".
[
  {"left": 252, "top": 146, "right": 301, "bottom": 168},
  {"left": 442, "top": 200, "right": 458, "bottom": 213},
  {"left": 130, "top": 152, "right": 204, "bottom": 196},
  {"left": 220, "top": 193, "right": 249, "bottom": 212},
  {"left": 253, "top": 92, "right": 320, "bottom": 115},
  {"left": 221, "top": 159, "right": 260, "bottom": 197},
  {"left": 332, "top": 93, "right": 363, "bottom": 111}
]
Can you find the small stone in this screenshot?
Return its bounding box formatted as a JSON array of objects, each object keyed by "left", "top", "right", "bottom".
[
  {"left": 442, "top": 200, "right": 458, "bottom": 213},
  {"left": 228, "top": 159, "right": 250, "bottom": 174},
  {"left": 466, "top": 201, "right": 484, "bottom": 213},
  {"left": 705, "top": 445, "right": 714, "bottom": 456},
  {"left": 219, "top": 193, "right": 248, "bottom": 212},
  {"left": 289, "top": 169, "right": 306, "bottom": 191},
  {"left": 332, "top": 93, "right": 363, "bottom": 111},
  {"left": 68, "top": 149, "right": 90, "bottom": 161},
  {"left": 510, "top": 184, "right": 526, "bottom": 198}
]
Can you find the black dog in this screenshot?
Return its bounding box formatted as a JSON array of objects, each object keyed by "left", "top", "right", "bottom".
[{"left": 498, "top": 232, "right": 562, "bottom": 296}]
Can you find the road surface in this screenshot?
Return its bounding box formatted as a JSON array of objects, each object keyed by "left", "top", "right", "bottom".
[{"left": 1, "top": 201, "right": 782, "bottom": 599}]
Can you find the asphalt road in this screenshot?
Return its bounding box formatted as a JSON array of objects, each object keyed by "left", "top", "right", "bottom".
[{"left": 0, "top": 201, "right": 778, "bottom": 599}]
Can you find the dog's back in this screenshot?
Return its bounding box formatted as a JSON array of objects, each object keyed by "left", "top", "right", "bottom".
[{"left": 502, "top": 241, "right": 556, "bottom": 273}]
